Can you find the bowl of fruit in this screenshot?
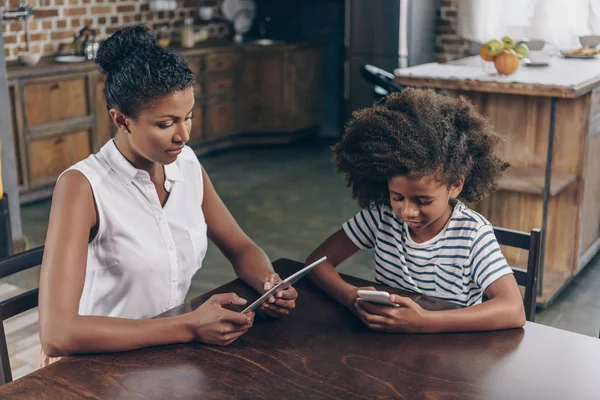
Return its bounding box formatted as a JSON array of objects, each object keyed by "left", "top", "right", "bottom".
[{"left": 479, "top": 36, "right": 529, "bottom": 75}]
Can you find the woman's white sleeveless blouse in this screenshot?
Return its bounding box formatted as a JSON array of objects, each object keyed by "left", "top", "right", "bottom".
[{"left": 60, "top": 139, "right": 208, "bottom": 319}]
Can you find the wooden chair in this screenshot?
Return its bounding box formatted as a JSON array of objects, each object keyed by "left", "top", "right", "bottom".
[
  {"left": 0, "top": 246, "right": 43, "bottom": 385},
  {"left": 493, "top": 228, "right": 542, "bottom": 322}
]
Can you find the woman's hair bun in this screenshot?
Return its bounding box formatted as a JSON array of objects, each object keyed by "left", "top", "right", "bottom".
[{"left": 96, "top": 25, "right": 157, "bottom": 73}]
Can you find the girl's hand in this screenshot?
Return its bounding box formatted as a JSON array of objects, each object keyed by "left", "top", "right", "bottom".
[
  {"left": 346, "top": 286, "right": 377, "bottom": 313},
  {"left": 259, "top": 273, "right": 298, "bottom": 318},
  {"left": 188, "top": 293, "right": 254, "bottom": 346},
  {"left": 354, "top": 294, "right": 429, "bottom": 332}
]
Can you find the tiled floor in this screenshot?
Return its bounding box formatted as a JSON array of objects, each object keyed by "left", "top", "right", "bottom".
[{"left": 3, "top": 138, "right": 600, "bottom": 380}]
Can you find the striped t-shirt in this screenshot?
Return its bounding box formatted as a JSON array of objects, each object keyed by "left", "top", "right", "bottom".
[{"left": 342, "top": 201, "right": 512, "bottom": 306}]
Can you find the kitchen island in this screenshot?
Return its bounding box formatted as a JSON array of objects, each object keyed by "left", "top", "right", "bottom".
[{"left": 394, "top": 56, "right": 600, "bottom": 307}]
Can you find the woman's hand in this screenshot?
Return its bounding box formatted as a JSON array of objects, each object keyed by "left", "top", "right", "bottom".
[
  {"left": 259, "top": 273, "right": 298, "bottom": 318},
  {"left": 188, "top": 293, "right": 255, "bottom": 346},
  {"left": 354, "top": 294, "right": 429, "bottom": 332}
]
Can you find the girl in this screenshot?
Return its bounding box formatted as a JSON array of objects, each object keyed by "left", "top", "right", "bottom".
[
  {"left": 307, "top": 88, "right": 525, "bottom": 333},
  {"left": 38, "top": 26, "right": 297, "bottom": 363}
]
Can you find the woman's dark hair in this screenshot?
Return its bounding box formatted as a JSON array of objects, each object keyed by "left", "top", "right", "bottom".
[
  {"left": 332, "top": 88, "right": 509, "bottom": 208},
  {"left": 95, "top": 25, "right": 195, "bottom": 118}
]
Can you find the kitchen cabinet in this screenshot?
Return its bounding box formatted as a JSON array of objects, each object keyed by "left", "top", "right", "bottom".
[{"left": 6, "top": 41, "right": 322, "bottom": 203}]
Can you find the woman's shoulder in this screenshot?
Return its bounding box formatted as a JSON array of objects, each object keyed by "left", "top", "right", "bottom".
[
  {"left": 52, "top": 169, "right": 97, "bottom": 226},
  {"left": 56, "top": 169, "right": 93, "bottom": 194}
]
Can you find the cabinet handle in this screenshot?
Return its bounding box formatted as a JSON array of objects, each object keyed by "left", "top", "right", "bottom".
[
  {"left": 54, "top": 137, "right": 64, "bottom": 145},
  {"left": 50, "top": 83, "right": 61, "bottom": 90}
]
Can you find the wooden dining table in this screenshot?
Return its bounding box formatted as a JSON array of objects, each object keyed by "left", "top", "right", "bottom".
[{"left": 1, "top": 259, "right": 599, "bottom": 399}]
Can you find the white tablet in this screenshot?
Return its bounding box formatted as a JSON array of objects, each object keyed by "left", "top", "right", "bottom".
[{"left": 241, "top": 256, "right": 327, "bottom": 313}]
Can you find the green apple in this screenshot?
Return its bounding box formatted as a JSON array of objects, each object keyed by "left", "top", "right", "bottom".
[
  {"left": 502, "top": 36, "right": 515, "bottom": 50},
  {"left": 515, "top": 43, "right": 529, "bottom": 58},
  {"left": 487, "top": 39, "right": 504, "bottom": 56}
]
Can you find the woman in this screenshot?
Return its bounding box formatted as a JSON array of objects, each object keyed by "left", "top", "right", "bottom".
[{"left": 38, "top": 26, "right": 297, "bottom": 363}]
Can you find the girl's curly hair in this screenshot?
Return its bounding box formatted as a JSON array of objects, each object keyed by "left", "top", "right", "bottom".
[{"left": 333, "top": 88, "right": 509, "bottom": 209}]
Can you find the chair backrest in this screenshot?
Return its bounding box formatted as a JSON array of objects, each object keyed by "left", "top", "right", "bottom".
[
  {"left": 0, "top": 246, "right": 44, "bottom": 385},
  {"left": 360, "top": 64, "right": 404, "bottom": 94},
  {"left": 493, "top": 228, "right": 542, "bottom": 322}
]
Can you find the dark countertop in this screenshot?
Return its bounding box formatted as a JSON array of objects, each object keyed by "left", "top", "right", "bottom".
[{"left": 6, "top": 40, "right": 319, "bottom": 80}]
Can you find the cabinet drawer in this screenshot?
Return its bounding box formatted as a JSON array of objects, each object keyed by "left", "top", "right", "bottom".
[
  {"left": 206, "top": 102, "right": 235, "bottom": 139},
  {"left": 23, "top": 77, "right": 89, "bottom": 126},
  {"left": 28, "top": 130, "right": 91, "bottom": 187},
  {"left": 205, "top": 53, "right": 238, "bottom": 72},
  {"left": 206, "top": 77, "right": 234, "bottom": 96}
]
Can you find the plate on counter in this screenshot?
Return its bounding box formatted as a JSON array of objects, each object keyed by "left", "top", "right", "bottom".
[
  {"left": 560, "top": 48, "right": 599, "bottom": 59},
  {"left": 55, "top": 55, "right": 87, "bottom": 63},
  {"left": 561, "top": 53, "right": 598, "bottom": 59}
]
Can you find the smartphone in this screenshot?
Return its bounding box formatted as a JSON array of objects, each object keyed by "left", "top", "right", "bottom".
[{"left": 357, "top": 290, "right": 399, "bottom": 307}]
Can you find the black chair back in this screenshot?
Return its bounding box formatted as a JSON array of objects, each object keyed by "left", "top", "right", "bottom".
[
  {"left": 0, "top": 246, "right": 44, "bottom": 385},
  {"left": 360, "top": 64, "right": 403, "bottom": 100},
  {"left": 493, "top": 228, "right": 542, "bottom": 322}
]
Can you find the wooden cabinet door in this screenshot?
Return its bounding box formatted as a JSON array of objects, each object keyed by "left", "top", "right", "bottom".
[
  {"left": 189, "top": 104, "right": 205, "bottom": 144},
  {"left": 93, "top": 74, "right": 114, "bottom": 152},
  {"left": 289, "top": 47, "right": 322, "bottom": 130},
  {"left": 194, "top": 80, "right": 203, "bottom": 98},
  {"left": 240, "top": 50, "right": 284, "bottom": 132},
  {"left": 28, "top": 130, "right": 91, "bottom": 188},
  {"left": 206, "top": 102, "right": 235, "bottom": 140},
  {"left": 23, "top": 76, "right": 89, "bottom": 126},
  {"left": 186, "top": 57, "right": 204, "bottom": 98}
]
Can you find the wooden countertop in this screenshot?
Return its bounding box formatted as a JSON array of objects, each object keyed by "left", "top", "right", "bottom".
[
  {"left": 6, "top": 40, "right": 317, "bottom": 81},
  {"left": 394, "top": 56, "right": 600, "bottom": 98}
]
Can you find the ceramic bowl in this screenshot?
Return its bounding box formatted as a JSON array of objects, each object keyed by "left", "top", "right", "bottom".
[
  {"left": 579, "top": 35, "right": 600, "bottom": 48},
  {"left": 18, "top": 52, "right": 41, "bottom": 66},
  {"left": 524, "top": 39, "right": 546, "bottom": 51}
]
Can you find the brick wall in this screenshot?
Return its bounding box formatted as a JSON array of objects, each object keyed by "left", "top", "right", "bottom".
[
  {"left": 1, "top": 0, "right": 219, "bottom": 61},
  {"left": 4, "top": 0, "right": 470, "bottom": 63},
  {"left": 435, "top": 0, "right": 470, "bottom": 63}
]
